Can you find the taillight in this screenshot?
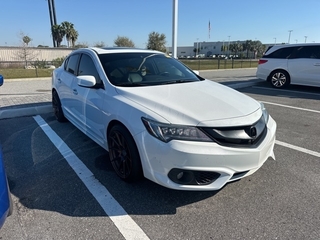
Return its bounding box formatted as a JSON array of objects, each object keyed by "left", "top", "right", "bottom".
[{"left": 258, "top": 59, "right": 268, "bottom": 64}]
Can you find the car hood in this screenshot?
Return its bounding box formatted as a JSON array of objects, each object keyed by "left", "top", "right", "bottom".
[{"left": 115, "top": 80, "right": 261, "bottom": 127}]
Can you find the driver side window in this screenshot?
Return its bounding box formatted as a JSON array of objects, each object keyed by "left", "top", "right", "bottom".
[{"left": 78, "top": 54, "right": 102, "bottom": 84}]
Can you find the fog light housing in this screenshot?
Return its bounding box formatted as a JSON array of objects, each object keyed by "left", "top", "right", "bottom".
[{"left": 168, "top": 168, "right": 220, "bottom": 185}]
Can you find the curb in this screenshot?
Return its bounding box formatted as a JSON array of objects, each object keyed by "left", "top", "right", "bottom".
[{"left": 0, "top": 105, "right": 52, "bottom": 120}]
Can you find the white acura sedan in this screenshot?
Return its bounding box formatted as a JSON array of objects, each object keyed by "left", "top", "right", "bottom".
[{"left": 52, "top": 47, "right": 276, "bottom": 191}]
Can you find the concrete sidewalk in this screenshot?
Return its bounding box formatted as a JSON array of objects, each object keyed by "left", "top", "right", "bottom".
[
  {"left": 0, "top": 70, "right": 262, "bottom": 120},
  {"left": 0, "top": 77, "right": 52, "bottom": 119}
]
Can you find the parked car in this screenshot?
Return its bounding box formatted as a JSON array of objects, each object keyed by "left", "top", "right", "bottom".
[
  {"left": 52, "top": 48, "right": 277, "bottom": 191},
  {"left": 256, "top": 43, "right": 320, "bottom": 88},
  {"left": 0, "top": 75, "right": 13, "bottom": 228}
]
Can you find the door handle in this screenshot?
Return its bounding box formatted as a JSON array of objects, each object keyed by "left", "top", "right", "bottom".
[
  {"left": 73, "top": 89, "right": 78, "bottom": 95},
  {"left": 314, "top": 63, "right": 320, "bottom": 66}
]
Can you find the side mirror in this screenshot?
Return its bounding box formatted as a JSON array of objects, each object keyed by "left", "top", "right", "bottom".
[
  {"left": 0, "top": 75, "right": 3, "bottom": 86},
  {"left": 77, "top": 75, "right": 96, "bottom": 88}
]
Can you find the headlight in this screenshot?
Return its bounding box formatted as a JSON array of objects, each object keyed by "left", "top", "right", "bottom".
[
  {"left": 260, "top": 102, "right": 269, "bottom": 123},
  {"left": 141, "top": 118, "right": 212, "bottom": 143}
]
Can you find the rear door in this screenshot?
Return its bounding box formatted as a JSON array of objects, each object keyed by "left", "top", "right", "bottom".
[
  {"left": 288, "top": 45, "right": 320, "bottom": 87},
  {"left": 57, "top": 53, "right": 80, "bottom": 124}
]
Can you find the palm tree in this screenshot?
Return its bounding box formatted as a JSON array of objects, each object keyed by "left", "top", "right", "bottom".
[
  {"left": 61, "top": 21, "right": 74, "bottom": 47},
  {"left": 22, "top": 36, "right": 32, "bottom": 46},
  {"left": 51, "top": 24, "right": 65, "bottom": 47},
  {"left": 69, "top": 28, "right": 79, "bottom": 48}
]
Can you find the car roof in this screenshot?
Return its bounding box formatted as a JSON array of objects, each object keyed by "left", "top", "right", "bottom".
[
  {"left": 76, "top": 47, "right": 165, "bottom": 55},
  {"left": 265, "top": 43, "right": 320, "bottom": 54}
]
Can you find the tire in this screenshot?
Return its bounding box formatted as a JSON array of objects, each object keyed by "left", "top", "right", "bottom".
[
  {"left": 108, "top": 125, "right": 143, "bottom": 182},
  {"left": 269, "top": 70, "right": 290, "bottom": 88},
  {"left": 52, "top": 91, "right": 66, "bottom": 122}
]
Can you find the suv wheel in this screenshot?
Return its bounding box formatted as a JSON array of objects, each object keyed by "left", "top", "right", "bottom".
[{"left": 269, "top": 70, "right": 290, "bottom": 88}]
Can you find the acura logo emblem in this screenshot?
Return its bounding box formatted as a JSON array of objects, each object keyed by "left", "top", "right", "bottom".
[{"left": 249, "top": 126, "right": 257, "bottom": 138}]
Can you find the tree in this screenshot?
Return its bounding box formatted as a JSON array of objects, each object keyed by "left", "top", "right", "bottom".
[
  {"left": 242, "top": 40, "right": 253, "bottom": 58},
  {"left": 51, "top": 24, "right": 65, "bottom": 47},
  {"left": 229, "top": 41, "right": 243, "bottom": 56},
  {"left": 74, "top": 42, "right": 89, "bottom": 49},
  {"left": 69, "top": 28, "right": 78, "bottom": 48},
  {"left": 51, "top": 21, "right": 78, "bottom": 48},
  {"left": 250, "top": 40, "right": 265, "bottom": 59},
  {"left": 16, "top": 32, "right": 38, "bottom": 68},
  {"left": 114, "top": 36, "right": 135, "bottom": 47},
  {"left": 22, "top": 35, "right": 32, "bottom": 46},
  {"left": 146, "top": 32, "right": 166, "bottom": 52},
  {"left": 61, "top": 21, "right": 78, "bottom": 47},
  {"left": 93, "top": 41, "right": 106, "bottom": 47}
]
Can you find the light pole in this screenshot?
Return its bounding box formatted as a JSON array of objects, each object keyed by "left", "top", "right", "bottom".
[
  {"left": 274, "top": 38, "right": 276, "bottom": 44},
  {"left": 228, "top": 36, "right": 230, "bottom": 57},
  {"left": 288, "top": 30, "right": 293, "bottom": 44},
  {"left": 196, "top": 38, "right": 199, "bottom": 57},
  {"left": 304, "top": 36, "right": 307, "bottom": 43},
  {"left": 172, "top": 0, "right": 178, "bottom": 58}
]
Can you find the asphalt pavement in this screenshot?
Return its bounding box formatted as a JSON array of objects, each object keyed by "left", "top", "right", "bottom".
[{"left": 0, "top": 68, "right": 262, "bottom": 120}]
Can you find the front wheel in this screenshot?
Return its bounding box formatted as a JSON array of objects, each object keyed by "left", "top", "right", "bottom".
[
  {"left": 269, "top": 70, "right": 290, "bottom": 88},
  {"left": 108, "top": 125, "right": 143, "bottom": 182}
]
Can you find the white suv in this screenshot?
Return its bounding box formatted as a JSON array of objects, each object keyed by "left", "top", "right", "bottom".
[{"left": 256, "top": 43, "right": 320, "bottom": 88}]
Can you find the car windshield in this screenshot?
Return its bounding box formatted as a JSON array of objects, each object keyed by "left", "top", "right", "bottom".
[{"left": 98, "top": 53, "right": 201, "bottom": 86}]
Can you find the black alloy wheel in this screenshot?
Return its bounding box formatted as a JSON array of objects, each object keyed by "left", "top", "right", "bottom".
[
  {"left": 270, "top": 70, "right": 290, "bottom": 88},
  {"left": 52, "top": 91, "right": 66, "bottom": 122},
  {"left": 108, "top": 125, "right": 143, "bottom": 182}
]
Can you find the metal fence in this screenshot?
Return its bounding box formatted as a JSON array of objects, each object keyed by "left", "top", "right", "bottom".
[{"left": 180, "top": 58, "right": 258, "bottom": 70}]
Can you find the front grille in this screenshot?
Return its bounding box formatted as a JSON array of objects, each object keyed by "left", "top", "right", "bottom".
[{"left": 200, "top": 115, "right": 267, "bottom": 148}]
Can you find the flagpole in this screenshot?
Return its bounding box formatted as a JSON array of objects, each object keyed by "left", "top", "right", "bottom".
[{"left": 208, "top": 20, "right": 211, "bottom": 40}]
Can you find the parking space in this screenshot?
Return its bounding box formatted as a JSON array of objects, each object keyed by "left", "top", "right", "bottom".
[{"left": 0, "top": 82, "right": 319, "bottom": 239}]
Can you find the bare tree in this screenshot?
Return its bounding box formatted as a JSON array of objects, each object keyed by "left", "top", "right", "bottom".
[
  {"left": 93, "top": 41, "right": 106, "bottom": 48},
  {"left": 16, "top": 32, "right": 38, "bottom": 68}
]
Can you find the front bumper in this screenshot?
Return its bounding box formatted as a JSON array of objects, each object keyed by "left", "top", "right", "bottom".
[{"left": 135, "top": 115, "right": 277, "bottom": 191}]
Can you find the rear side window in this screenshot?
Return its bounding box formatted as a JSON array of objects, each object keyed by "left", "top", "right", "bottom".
[
  {"left": 64, "top": 54, "right": 80, "bottom": 75},
  {"left": 291, "top": 46, "right": 320, "bottom": 59},
  {"left": 264, "top": 47, "right": 296, "bottom": 59}
]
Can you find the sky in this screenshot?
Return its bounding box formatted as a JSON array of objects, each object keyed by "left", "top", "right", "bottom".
[{"left": 0, "top": 0, "right": 320, "bottom": 48}]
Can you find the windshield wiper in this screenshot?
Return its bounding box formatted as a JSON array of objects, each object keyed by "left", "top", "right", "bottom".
[{"left": 161, "top": 79, "right": 196, "bottom": 85}]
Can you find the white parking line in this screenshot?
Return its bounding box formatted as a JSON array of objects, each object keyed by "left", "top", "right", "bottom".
[
  {"left": 263, "top": 101, "right": 320, "bottom": 114},
  {"left": 33, "top": 115, "right": 150, "bottom": 240},
  {"left": 276, "top": 140, "right": 320, "bottom": 158}
]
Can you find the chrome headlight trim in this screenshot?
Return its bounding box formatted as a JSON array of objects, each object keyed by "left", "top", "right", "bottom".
[{"left": 141, "top": 118, "right": 212, "bottom": 143}]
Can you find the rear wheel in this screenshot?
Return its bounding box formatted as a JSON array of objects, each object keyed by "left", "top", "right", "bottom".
[
  {"left": 52, "top": 91, "right": 66, "bottom": 122},
  {"left": 108, "top": 125, "right": 143, "bottom": 182},
  {"left": 269, "top": 70, "right": 290, "bottom": 88}
]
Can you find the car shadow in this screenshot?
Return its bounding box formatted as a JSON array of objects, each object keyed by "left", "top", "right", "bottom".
[
  {"left": 240, "top": 81, "right": 320, "bottom": 101},
  {"left": 3, "top": 113, "right": 221, "bottom": 218}
]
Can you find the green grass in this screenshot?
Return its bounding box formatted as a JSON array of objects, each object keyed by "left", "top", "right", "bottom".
[
  {"left": 0, "top": 59, "right": 258, "bottom": 79},
  {"left": 0, "top": 68, "right": 54, "bottom": 79}
]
